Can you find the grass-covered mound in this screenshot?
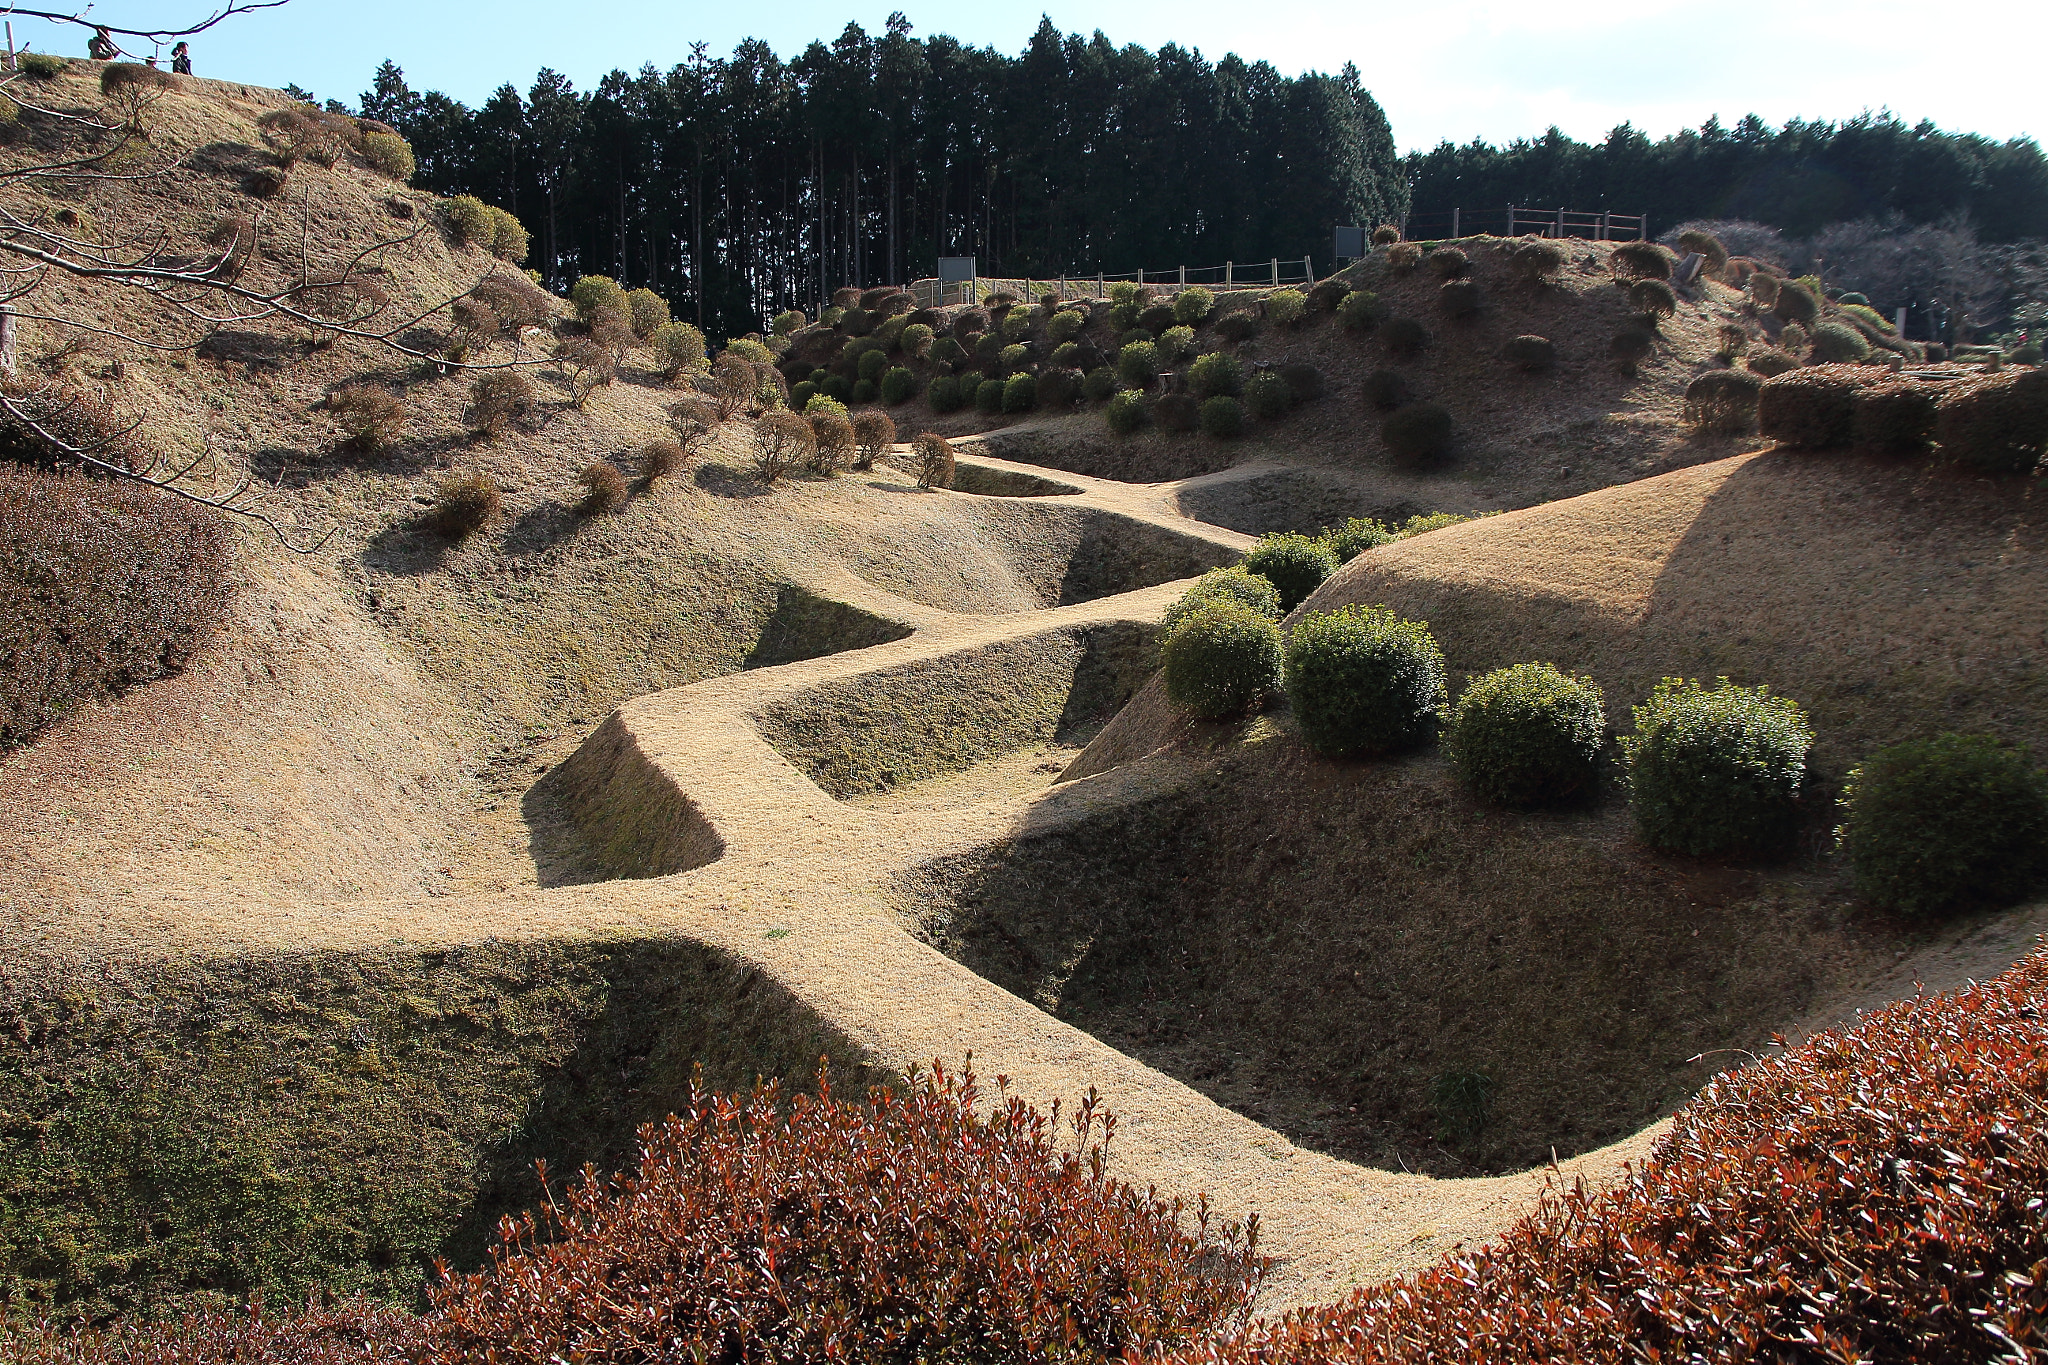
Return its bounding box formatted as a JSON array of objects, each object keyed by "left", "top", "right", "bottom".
[{"left": 1166, "top": 944, "right": 2048, "bottom": 1364}]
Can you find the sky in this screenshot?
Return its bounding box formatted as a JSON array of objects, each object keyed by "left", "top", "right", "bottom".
[{"left": 15, "top": 0, "right": 2038, "bottom": 154}]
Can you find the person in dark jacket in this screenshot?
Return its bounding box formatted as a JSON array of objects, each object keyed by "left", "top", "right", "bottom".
[
  {"left": 86, "top": 26, "right": 117, "bottom": 60},
  {"left": 171, "top": 42, "right": 192, "bottom": 75}
]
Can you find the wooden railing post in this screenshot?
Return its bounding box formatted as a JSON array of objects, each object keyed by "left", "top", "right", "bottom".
[
  {"left": 1303, "top": 256, "right": 1314, "bottom": 284},
  {"left": 1178, "top": 264, "right": 1186, "bottom": 288},
  {"left": 1507, "top": 203, "right": 1515, "bottom": 236},
  {"left": 1452, "top": 206, "right": 1460, "bottom": 238},
  {"left": 1270, "top": 258, "right": 1278, "bottom": 286},
  {"left": 1225, "top": 261, "right": 1233, "bottom": 287}
]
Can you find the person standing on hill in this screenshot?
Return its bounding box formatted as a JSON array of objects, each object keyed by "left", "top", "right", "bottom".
[
  {"left": 171, "top": 42, "right": 192, "bottom": 75},
  {"left": 86, "top": 26, "right": 117, "bottom": 60}
]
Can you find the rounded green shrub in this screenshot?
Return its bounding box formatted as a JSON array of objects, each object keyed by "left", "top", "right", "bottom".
[
  {"left": 851, "top": 378, "right": 879, "bottom": 404},
  {"left": 1361, "top": 369, "right": 1409, "bottom": 411},
  {"left": 1162, "top": 565, "right": 1282, "bottom": 633},
  {"left": 1338, "top": 290, "right": 1385, "bottom": 332},
  {"left": 928, "top": 335, "right": 967, "bottom": 369},
  {"left": 1508, "top": 238, "right": 1565, "bottom": 282},
  {"left": 1676, "top": 229, "right": 1729, "bottom": 275},
  {"left": 1198, "top": 395, "right": 1245, "bottom": 439},
  {"left": 898, "top": 323, "right": 934, "bottom": 357},
  {"left": 1243, "top": 533, "right": 1338, "bottom": 612},
  {"left": 1243, "top": 371, "right": 1293, "bottom": 420},
  {"left": 1002, "top": 374, "right": 1037, "bottom": 413},
  {"left": 1052, "top": 341, "right": 1086, "bottom": 368},
  {"left": 1446, "top": 663, "right": 1607, "bottom": 807},
  {"left": 570, "top": 274, "right": 627, "bottom": 322},
  {"left": 1108, "top": 301, "right": 1143, "bottom": 332},
  {"left": 1629, "top": 279, "right": 1678, "bottom": 322},
  {"left": 1154, "top": 392, "right": 1200, "bottom": 432},
  {"left": 1746, "top": 347, "right": 1799, "bottom": 378},
  {"left": 1118, "top": 340, "right": 1160, "bottom": 389},
  {"left": 1319, "top": 517, "right": 1393, "bottom": 562},
  {"left": 1428, "top": 247, "right": 1469, "bottom": 279},
  {"left": 1188, "top": 352, "right": 1243, "bottom": 399},
  {"left": 1119, "top": 328, "right": 1156, "bottom": 350},
  {"left": 1381, "top": 402, "right": 1453, "bottom": 464},
  {"left": 1037, "top": 367, "right": 1082, "bottom": 410},
  {"left": 1047, "top": 310, "right": 1087, "bottom": 343},
  {"left": 1266, "top": 289, "right": 1307, "bottom": 326},
  {"left": 926, "top": 375, "right": 964, "bottom": 413},
  {"left": 1610, "top": 241, "right": 1673, "bottom": 281},
  {"left": 1502, "top": 335, "right": 1555, "bottom": 372},
  {"left": 1837, "top": 291, "right": 1870, "bottom": 307},
  {"left": 1214, "top": 311, "right": 1258, "bottom": 344},
  {"left": 999, "top": 342, "right": 1030, "bottom": 374},
  {"left": 1774, "top": 279, "right": 1820, "bottom": 325},
  {"left": 1140, "top": 303, "right": 1178, "bottom": 335},
  {"left": 772, "top": 309, "right": 806, "bottom": 336},
  {"left": 1174, "top": 286, "right": 1215, "bottom": 325},
  {"left": 1811, "top": 321, "right": 1871, "bottom": 364},
  {"left": 1158, "top": 325, "right": 1197, "bottom": 363},
  {"left": 790, "top": 380, "right": 819, "bottom": 410},
  {"left": 1309, "top": 278, "right": 1350, "bottom": 312},
  {"left": 1283, "top": 605, "right": 1447, "bottom": 758},
  {"left": 1002, "top": 309, "right": 1033, "bottom": 341},
  {"left": 1382, "top": 317, "right": 1427, "bottom": 357},
  {"left": 1371, "top": 224, "right": 1401, "bottom": 246},
  {"left": 1082, "top": 367, "right": 1120, "bottom": 402},
  {"left": 880, "top": 366, "right": 917, "bottom": 405},
  {"left": 1836, "top": 733, "right": 2048, "bottom": 917},
  {"left": 857, "top": 349, "right": 889, "bottom": 383},
  {"left": 974, "top": 377, "right": 1006, "bottom": 414},
  {"left": 1621, "top": 677, "right": 1813, "bottom": 858},
  {"left": 1161, "top": 603, "right": 1282, "bottom": 719},
  {"left": 1106, "top": 389, "right": 1148, "bottom": 434},
  {"left": 820, "top": 373, "right": 854, "bottom": 404}
]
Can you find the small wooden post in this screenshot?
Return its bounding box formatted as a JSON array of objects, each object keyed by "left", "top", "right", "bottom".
[
  {"left": 1600, "top": 211, "right": 1609, "bottom": 241},
  {"left": 1303, "top": 256, "right": 1314, "bottom": 284},
  {"left": 1096, "top": 272, "right": 1103, "bottom": 298},
  {"left": 1178, "top": 264, "right": 1186, "bottom": 288},
  {"left": 1452, "top": 206, "right": 1460, "bottom": 239},
  {"left": 1507, "top": 203, "right": 1515, "bottom": 235},
  {"left": 1225, "top": 261, "right": 1233, "bottom": 287}
]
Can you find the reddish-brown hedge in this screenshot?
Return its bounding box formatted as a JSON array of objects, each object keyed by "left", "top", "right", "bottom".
[
  {"left": 1757, "top": 364, "right": 1876, "bottom": 449},
  {"left": 1, "top": 467, "right": 232, "bottom": 745},
  {"left": 1168, "top": 945, "right": 2048, "bottom": 1365},
  {"left": 20, "top": 1065, "right": 1262, "bottom": 1365},
  {"left": 1934, "top": 368, "right": 2048, "bottom": 473}
]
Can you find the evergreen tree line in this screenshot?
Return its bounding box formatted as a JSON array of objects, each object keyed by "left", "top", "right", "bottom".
[
  {"left": 1403, "top": 115, "right": 2048, "bottom": 246},
  {"left": 334, "top": 16, "right": 1403, "bottom": 341}
]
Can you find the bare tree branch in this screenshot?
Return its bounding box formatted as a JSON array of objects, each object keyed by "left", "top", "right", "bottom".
[{"left": 0, "top": 1, "right": 290, "bottom": 44}]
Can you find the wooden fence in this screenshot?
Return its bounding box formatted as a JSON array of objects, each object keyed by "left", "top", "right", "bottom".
[
  {"left": 909, "top": 256, "right": 1318, "bottom": 308},
  {"left": 1393, "top": 206, "right": 1648, "bottom": 244}
]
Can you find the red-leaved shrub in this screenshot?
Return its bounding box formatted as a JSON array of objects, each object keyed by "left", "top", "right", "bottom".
[
  {"left": 1, "top": 467, "right": 232, "bottom": 745},
  {"left": 16, "top": 1064, "right": 1262, "bottom": 1364},
  {"left": 1167, "top": 945, "right": 2048, "bottom": 1365}
]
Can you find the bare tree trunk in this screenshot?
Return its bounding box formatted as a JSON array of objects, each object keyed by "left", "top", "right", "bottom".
[{"left": 0, "top": 305, "right": 16, "bottom": 378}]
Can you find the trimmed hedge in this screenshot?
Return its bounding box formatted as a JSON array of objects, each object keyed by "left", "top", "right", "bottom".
[
  {"left": 1242, "top": 372, "right": 1293, "bottom": 420},
  {"left": 879, "top": 366, "right": 917, "bottom": 405},
  {"left": 1502, "top": 335, "right": 1554, "bottom": 373},
  {"left": 1106, "top": 390, "right": 1148, "bottom": 434},
  {"left": 1161, "top": 603, "right": 1282, "bottom": 718},
  {"left": 1162, "top": 565, "right": 1282, "bottom": 634},
  {"left": 1609, "top": 326, "right": 1654, "bottom": 370},
  {"left": 1757, "top": 365, "right": 1872, "bottom": 449},
  {"left": 1745, "top": 347, "right": 1799, "bottom": 378},
  {"left": 1361, "top": 369, "right": 1409, "bottom": 411},
  {"left": 1265, "top": 290, "right": 1307, "bottom": 326},
  {"left": 1628, "top": 279, "right": 1677, "bottom": 321},
  {"left": 1337, "top": 290, "right": 1384, "bottom": 332},
  {"left": 1682, "top": 369, "right": 1763, "bottom": 435},
  {"left": 1810, "top": 321, "right": 1870, "bottom": 363},
  {"left": 1188, "top": 352, "right": 1244, "bottom": 399},
  {"left": 1836, "top": 732, "right": 2048, "bottom": 917},
  {"left": 1154, "top": 392, "right": 1199, "bottom": 432},
  {"left": 1609, "top": 240, "right": 1672, "bottom": 281},
  {"left": 1001, "top": 375, "right": 1037, "bottom": 413},
  {"left": 1622, "top": 677, "right": 1812, "bottom": 858},
  {"left": 1117, "top": 341, "right": 1160, "bottom": 389},
  {"left": 1445, "top": 662, "right": 1607, "bottom": 807},
  {"left": 1438, "top": 279, "right": 1483, "bottom": 319},
  {"left": 1933, "top": 369, "right": 2048, "bottom": 473},
  {"left": 1173, "top": 286, "right": 1215, "bottom": 325},
  {"left": 1850, "top": 380, "right": 1937, "bottom": 451},
  {"left": 1243, "top": 533, "right": 1337, "bottom": 611},
  {"left": 974, "top": 377, "right": 1006, "bottom": 415},
  {"left": 1081, "top": 367, "right": 1120, "bottom": 402},
  {"left": 1381, "top": 402, "right": 1453, "bottom": 465},
  {"left": 1, "top": 468, "right": 233, "bottom": 745},
  {"left": 1773, "top": 278, "right": 1820, "bottom": 324},
  {"left": 1506, "top": 237, "right": 1565, "bottom": 282},
  {"left": 1282, "top": 605, "right": 1447, "bottom": 758},
  {"left": 1278, "top": 364, "right": 1324, "bottom": 403},
  {"left": 926, "top": 375, "right": 964, "bottom": 413},
  {"left": 1152, "top": 946, "right": 2048, "bottom": 1365},
  {"left": 1198, "top": 396, "right": 1245, "bottom": 439},
  {"left": 1319, "top": 517, "right": 1394, "bottom": 563}
]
